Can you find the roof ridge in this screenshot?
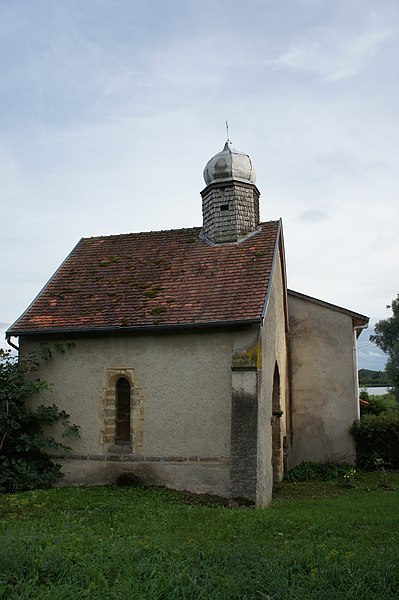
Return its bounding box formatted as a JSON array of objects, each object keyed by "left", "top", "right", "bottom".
[
  {"left": 82, "top": 226, "right": 202, "bottom": 241},
  {"left": 82, "top": 220, "right": 280, "bottom": 241}
]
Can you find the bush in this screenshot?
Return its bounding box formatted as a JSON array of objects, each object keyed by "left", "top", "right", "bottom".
[
  {"left": 361, "top": 395, "right": 391, "bottom": 416},
  {"left": 285, "top": 461, "right": 353, "bottom": 482},
  {"left": 359, "top": 388, "right": 398, "bottom": 416},
  {"left": 359, "top": 389, "right": 369, "bottom": 401},
  {"left": 350, "top": 413, "right": 399, "bottom": 469},
  {"left": 0, "top": 347, "right": 79, "bottom": 493}
]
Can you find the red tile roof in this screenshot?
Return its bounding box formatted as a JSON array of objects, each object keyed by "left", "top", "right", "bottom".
[{"left": 8, "top": 221, "right": 280, "bottom": 335}]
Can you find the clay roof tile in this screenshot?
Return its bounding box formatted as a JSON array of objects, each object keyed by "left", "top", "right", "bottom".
[{"left": 8, "top": 221, "right": 280, "bottom": 335}]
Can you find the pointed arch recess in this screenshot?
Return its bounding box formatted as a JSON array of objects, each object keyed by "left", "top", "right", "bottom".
[{"left": 271, "top": 362, "right": 284, "bottom": 483}]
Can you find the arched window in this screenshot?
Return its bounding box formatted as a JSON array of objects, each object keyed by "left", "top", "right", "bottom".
[
  {"left": 116, "top": 377, "right": 131, "bottom": 444},
  {"left": 272, "top": 364, "right": 281, "bottom": 414}
]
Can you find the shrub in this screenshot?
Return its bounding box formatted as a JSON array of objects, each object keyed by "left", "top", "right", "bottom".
[
  {"left": 361, "top": 395, "right": 391, "bottom": 416},
  {"left": 360, "top": 388, "right": 398, "bottom": 416},
  {"left": 285, "top": 461, "right": 353, "bottom": 482},
  {"left": 359, "top": 389, "right": 369, "bottom": 401},
  {"left": 350, "top": 413, "right": 399, "bottom": 469},
  {"left": 0, "top": 348, "right": 79, "bottom": 493}
]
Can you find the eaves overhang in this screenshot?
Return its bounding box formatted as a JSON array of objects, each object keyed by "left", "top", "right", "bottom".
[
  {"left": 287, "top": 289, "right": 369, "bottom": 329},
  {"left": 6, "top": 317, "right": 262, "bottom": 339},
  {"left": 260, "top": 219, "right": 289, "bottom": 331}
]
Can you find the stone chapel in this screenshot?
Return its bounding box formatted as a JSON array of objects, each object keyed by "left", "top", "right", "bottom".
[{"left": 7, "top": 140, "right": 368, "bottom": 506}]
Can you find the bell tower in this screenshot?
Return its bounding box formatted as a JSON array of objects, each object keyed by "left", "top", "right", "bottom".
[{"left": 201, "top": 140, "right": 260, "bottom": 244}]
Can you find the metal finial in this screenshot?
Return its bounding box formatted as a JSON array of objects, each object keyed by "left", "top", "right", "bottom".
[{"left": 225, "top": 119, "right": 230, "bottom": 142}]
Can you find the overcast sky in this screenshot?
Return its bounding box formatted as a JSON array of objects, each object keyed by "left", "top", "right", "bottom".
[{"left": 1, "top": 0, "right": 398, "bottom": 370}]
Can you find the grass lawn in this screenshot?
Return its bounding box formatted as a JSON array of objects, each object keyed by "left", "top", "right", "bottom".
[{"left": 0, "top": 472, "right": 398, "bottom": 599}]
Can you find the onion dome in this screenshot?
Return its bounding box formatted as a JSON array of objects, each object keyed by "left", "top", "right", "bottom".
[{"left": 203, "top": 141, "right": 256, "bottom": 186}]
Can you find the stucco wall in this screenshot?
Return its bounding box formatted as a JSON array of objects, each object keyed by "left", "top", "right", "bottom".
[
  {"left": 21, "top": 330, "right": 237, "bottom": 494},
  {"left": 257, "top": 246, "right": 289, "bottom": 507},
  {"left": 288, "top": 294, "right": 357, "bottom": 465}
]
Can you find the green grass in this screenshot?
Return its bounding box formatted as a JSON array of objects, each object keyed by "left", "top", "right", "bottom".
[{"left": 0, "top": 473, "right": 398, "bottom": 599}]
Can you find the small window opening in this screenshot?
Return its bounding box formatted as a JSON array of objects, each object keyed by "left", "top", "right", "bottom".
[
  {"left": 220, "top": 204, "right": 229, "bottom": 211},
  {"left": 116, "top": 377, "right": 131, "bottom": 444},
  {"left": 272, "top": 364, "right": 281, "bottom": 414}
]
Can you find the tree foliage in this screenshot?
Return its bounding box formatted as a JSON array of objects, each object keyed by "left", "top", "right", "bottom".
[
  {"left": 371, "top": 294, "right": 399, "bottom": 400},
  {"left": 358, "top": 368, "right": 391, "bottom": 387},
  {"left": 0, "top": 347, "right": 79, "bottom": 493}
]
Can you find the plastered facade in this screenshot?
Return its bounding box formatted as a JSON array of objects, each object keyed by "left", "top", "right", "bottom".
[
  {"left": 288, "top": 293, "right": 358, "bottom": 465},
  {"left": 21, "top": 328, "right": 269, "bottom": 498},
  {"left": 258, "top": 245, "right": 289, "bottom": 506}
]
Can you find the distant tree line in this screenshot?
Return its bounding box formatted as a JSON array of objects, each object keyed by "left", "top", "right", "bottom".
[{"left": 358, "top": 369, "right": 391, "bottom": 387}]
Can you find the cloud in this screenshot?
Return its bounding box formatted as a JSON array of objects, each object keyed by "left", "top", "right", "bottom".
[
  {"left": 358, "top": 348, "right": 387, "bottom": 371},
  {"left": 296, "top": 209, "right": 329, "bottom": 223},
  {"left": 268, "top": 24, "right": 392, "bottom": 81},
  {"left": 359, "top": 350, "right": 385, "bottom": 359},
  {"left": 0, "top": 0, "right": 398, "bottom": 346},
  {"left": 357, "top": 325, "right": 387, "bottom": 371}
]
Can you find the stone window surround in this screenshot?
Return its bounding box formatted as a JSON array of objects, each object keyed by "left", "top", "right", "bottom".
[{"left": 100, "top": 367, "right": 145, "bottom": 453}]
